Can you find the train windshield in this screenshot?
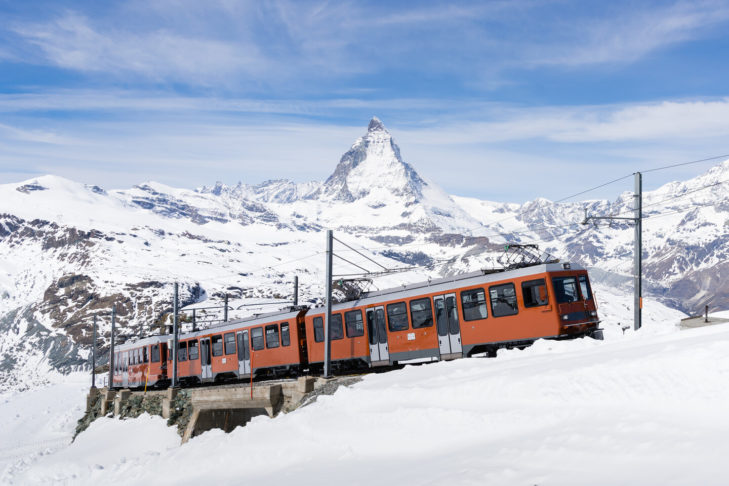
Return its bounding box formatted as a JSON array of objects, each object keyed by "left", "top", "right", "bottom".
[
  {"left": 579, "top": 275, "right": 593, "bottom": 300},
  {"left": 552, "top": 276, "right": 580, "bottom": 303}
]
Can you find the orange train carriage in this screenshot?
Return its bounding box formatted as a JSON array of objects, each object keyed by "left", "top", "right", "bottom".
[{"left": 113, "top": 262, "right": 601, "bottom": 388}]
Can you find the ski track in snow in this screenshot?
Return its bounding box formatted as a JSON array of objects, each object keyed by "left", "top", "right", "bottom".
[{"left": 3, "top": 324, "right": 729, "bottom": 485}]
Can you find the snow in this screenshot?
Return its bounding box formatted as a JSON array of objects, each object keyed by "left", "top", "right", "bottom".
[{"left": 4, "top": 316, "right": 729, "bottom": 485}]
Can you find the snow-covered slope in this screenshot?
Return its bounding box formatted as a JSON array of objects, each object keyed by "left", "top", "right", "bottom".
[
  {"left": 4, "top": 321, "right": 727, "bottom": 485},
  {"left": 1, "top": 117, "right": 727, "bottom": 392}
]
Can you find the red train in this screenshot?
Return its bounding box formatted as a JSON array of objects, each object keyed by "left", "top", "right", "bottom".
[{"left": 112, "top": 262, "right": 601, "bottom": 388}]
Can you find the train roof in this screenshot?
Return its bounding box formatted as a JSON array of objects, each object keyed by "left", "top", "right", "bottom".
[{"left": 309, "top": 261, "right": 585, "bottom": 314}]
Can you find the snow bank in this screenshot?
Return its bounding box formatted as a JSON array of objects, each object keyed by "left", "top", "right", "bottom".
[{"left": 6, "top": 324, "right": 729, "bottom": 485}]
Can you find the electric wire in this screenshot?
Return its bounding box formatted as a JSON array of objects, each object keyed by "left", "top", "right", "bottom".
[
  {"left": 641, "top": 154, "right": 729, "bottom": 174},
  {"left": 332, "top": 252, "right": 371, "bottom": 274},
  {"left": 333, "top": 236, "right": 389, "bottom": 270}
]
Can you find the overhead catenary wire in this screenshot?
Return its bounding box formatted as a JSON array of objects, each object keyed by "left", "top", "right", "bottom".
[
  {"left": 333, "top": 236, "right": 389, "bottom": 270},
  {"left": 641, "top": 153, "right": 729, "bottom": 174},
  {"left": 332, "top": 252, "right": 371, "bottom": 274}
]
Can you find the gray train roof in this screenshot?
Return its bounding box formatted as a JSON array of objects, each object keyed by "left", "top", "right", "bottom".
[
  {"left": 309, "top": 262, "right": 583, "bottom": 314},
  {"left": 116, "top": 333, "right": 168, "bottom": 351}
]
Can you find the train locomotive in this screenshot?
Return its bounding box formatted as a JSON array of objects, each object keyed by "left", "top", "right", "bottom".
[{"left": 112, "top": 262, "right": 601, "bottom": 389}]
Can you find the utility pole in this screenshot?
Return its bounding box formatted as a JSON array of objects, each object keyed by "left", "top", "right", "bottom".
[
  {"left": 293, "top": 275, "right": 299, "bottom": 306},
  {"left": 91, "top": 315, "right": 97, "bottom": 389},
  {"left": 583, "top": 171, "right": 642, "bottom": 331},
  {"left": 634, "top": 172, "right": 642, "bottom": 330},
  {"left": 108, "top": 305, "right": 116, "bottom": 390},
  {"left": 224, "top": 293, "right": 229, "bottom": 322},
  {"left": 172, "top": 282, "right": 179, "bottom": 388},
  {"left": 324, "top": 230, "right": 333, "bottom": 377}
]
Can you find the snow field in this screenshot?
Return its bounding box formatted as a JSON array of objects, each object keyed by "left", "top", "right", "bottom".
[{"left": 6, "top": 322, "right": 729, "bottom": 485}]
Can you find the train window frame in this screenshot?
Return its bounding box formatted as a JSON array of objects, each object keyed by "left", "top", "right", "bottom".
[
  {"left": 522, "top": 279, "right": 549, "bottom": 308},
  {"left": 265, "top": 324, "right": 280, "bottom": 349},
  {"left": 178, "top": 341, "right": 188, "bottom": 362},
  {"left": 552, "top": 276, "right": 580, "bottom": 304},
  {"left": 224, "top": 332, "right": 236, "bottom": 355},
  {"left": 345, "top": 310, "right": 365, "bottom": 337},
  {"left": 313, "top": 317, "right": 324, "bottom": 343},
  {"left": 330, "top": 314, "right": 344, "bottom": 340},
  {"left": 151, "top": 344, "right": 160, "bottom": 363},
  {"left": 461, "top": 288, "right": 488, "bottom": 321},
  {"left": 188, "top": 340, "right": 199, "bottom": 360},
  {"left": 410, "top": 298, "right": 434, "bottom": 329},
  {"left": 251, "top": 327, "right": 265, "bottom": 350},
  {"left": 211, "top": 334, "right": 224, "bottom": 357},
  {"left": 387, "top": 302, "right": 410, "bottom": 331},
  {"left": 489, "top": 283, "right": 519, "bottom": 317},
  {"left": 281, "top": 323, "right": 291, "bottom": 346}
]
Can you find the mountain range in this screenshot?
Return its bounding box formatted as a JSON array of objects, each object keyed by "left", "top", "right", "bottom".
[{"left": 1, "top": 117, "right": 726, "bottom": 391}]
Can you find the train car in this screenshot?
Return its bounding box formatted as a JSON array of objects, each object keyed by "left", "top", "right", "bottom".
[
  {"left": 305, "top": 262, "right": 600, "bottom": 370},
  {"left": 113, "top": 334, "right": 169, "bottom": 389},
  {"left": 165, "top": 307, "right": 309, "bottom": 384}
]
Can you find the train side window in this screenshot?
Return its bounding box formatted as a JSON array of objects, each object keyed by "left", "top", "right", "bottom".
[
  {"left": 462, "top": 288, "right": 488, "bottom": 321},
  {"left": 522, "top": 279, "right": 549, "bottom": 307},
  {"left": 251, "top": 327, "right": 265, "bottom": 350},
  {"left": 178, "top": 341, "right": 188, "bottom": 362},
  {"left": 410, "top": 298, "right": 434, "bottom": 328},
  {"left": 212, "top": 335, "right": 223, "bottom": 356},
  {"left": 281, "top": 323, "right": 291, "bottom": 346},
  {"left": 266, "top": 324, "right": 280, "bottom": 348},
  {"left": 224, "top": 332, "right": 236, "bottom": 355},
  {"left": 331, "top": 314, "right": 344, "bottom": 340},
  {"left": 151, "top": 345, "right": 160, "bottom": 363},
  {"left": 489, "top": 283, "right": 519, "bottom": 317},
  {"left": 578, "top": 275, "right": 593, "bottom": 301},
  {"left": 313, "top": 317, "right": 324, "bottom": 343},
  {"left": 552, "top": 276, "right": 580, "bottom": 303},
  {"left": 387, "top": 302, "right": 409, "bottom": 331},
  {"left": 188, "top": 340, "right": 199, "bottom": 360},
  {"left": 345, "top": 310, "right": 365, "bottom": 337},
  {"left": 143, "top": 347, "right": 148, "bottom": 363}
]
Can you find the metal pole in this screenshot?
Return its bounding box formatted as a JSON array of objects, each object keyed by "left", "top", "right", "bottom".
[
  {"left": 705, "top": 304, "right": 709, "bottom": 323},
  {"left": 293, "top": 275, "right": 299, "bottom": 306},
  {"left": 224, "top": 294, "right": 229, "bottom": 322},
  {"left": 91, "top": 315, "right": 97, "bottom": 388},
  {"left": 324, "top": 230, "right": 333, "bottom": 377},
  {"left": 192, "top": 309, "right": 196, "bottom": 331},
  {"left": 634, "top": 172, "right": 642, "bottom": 331},
  {"left": 109, "top": 305, "right": 116, "bottom": 389},
  {"left": 172, "top": 282, "right": 179, "bottom": 388}
]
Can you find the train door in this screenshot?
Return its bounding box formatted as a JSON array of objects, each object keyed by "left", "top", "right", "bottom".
[
  {"left": 236, "top": 330, "right": 251, "bottom": 376},
  {"left": 200, "top": 338, "right": 212, "bottom": 379},
  {"left": 434, "top": 294, "right": 463, "bottom": 359},
  {"left": 366, "top": 306, "right": 389, "bottom": 366}
]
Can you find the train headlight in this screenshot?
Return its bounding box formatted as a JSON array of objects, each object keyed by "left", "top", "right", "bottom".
[
  {"left": 589, "top": 311, "right": 597, "bottom": 317},
  {"left": 561, "top": 314, "right": 569, "bottom": 321}
]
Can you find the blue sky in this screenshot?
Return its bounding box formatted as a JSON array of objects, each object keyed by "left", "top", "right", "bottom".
[{"left": 1, "top": 0, "right": 728, "bottom": 201}]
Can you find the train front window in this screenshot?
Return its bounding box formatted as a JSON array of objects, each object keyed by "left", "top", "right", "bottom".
[
  {"left": 522, "top": 279, "right": 549, "bottom": 307},
  {"left": 579, "top": 275, "right": 593, "bottom": 301},
  {"left": 552, "top": 277, "right": 580, "bottom": 303}
]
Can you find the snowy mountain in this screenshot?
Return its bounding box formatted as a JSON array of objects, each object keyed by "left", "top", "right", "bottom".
[{"left": 1, "top": 117, "right": 727, "bottom": 391}]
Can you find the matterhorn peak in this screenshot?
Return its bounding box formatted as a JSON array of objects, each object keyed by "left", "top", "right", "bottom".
[{"left": 368, "top": 116, "right": 387, "bottom": 133}]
